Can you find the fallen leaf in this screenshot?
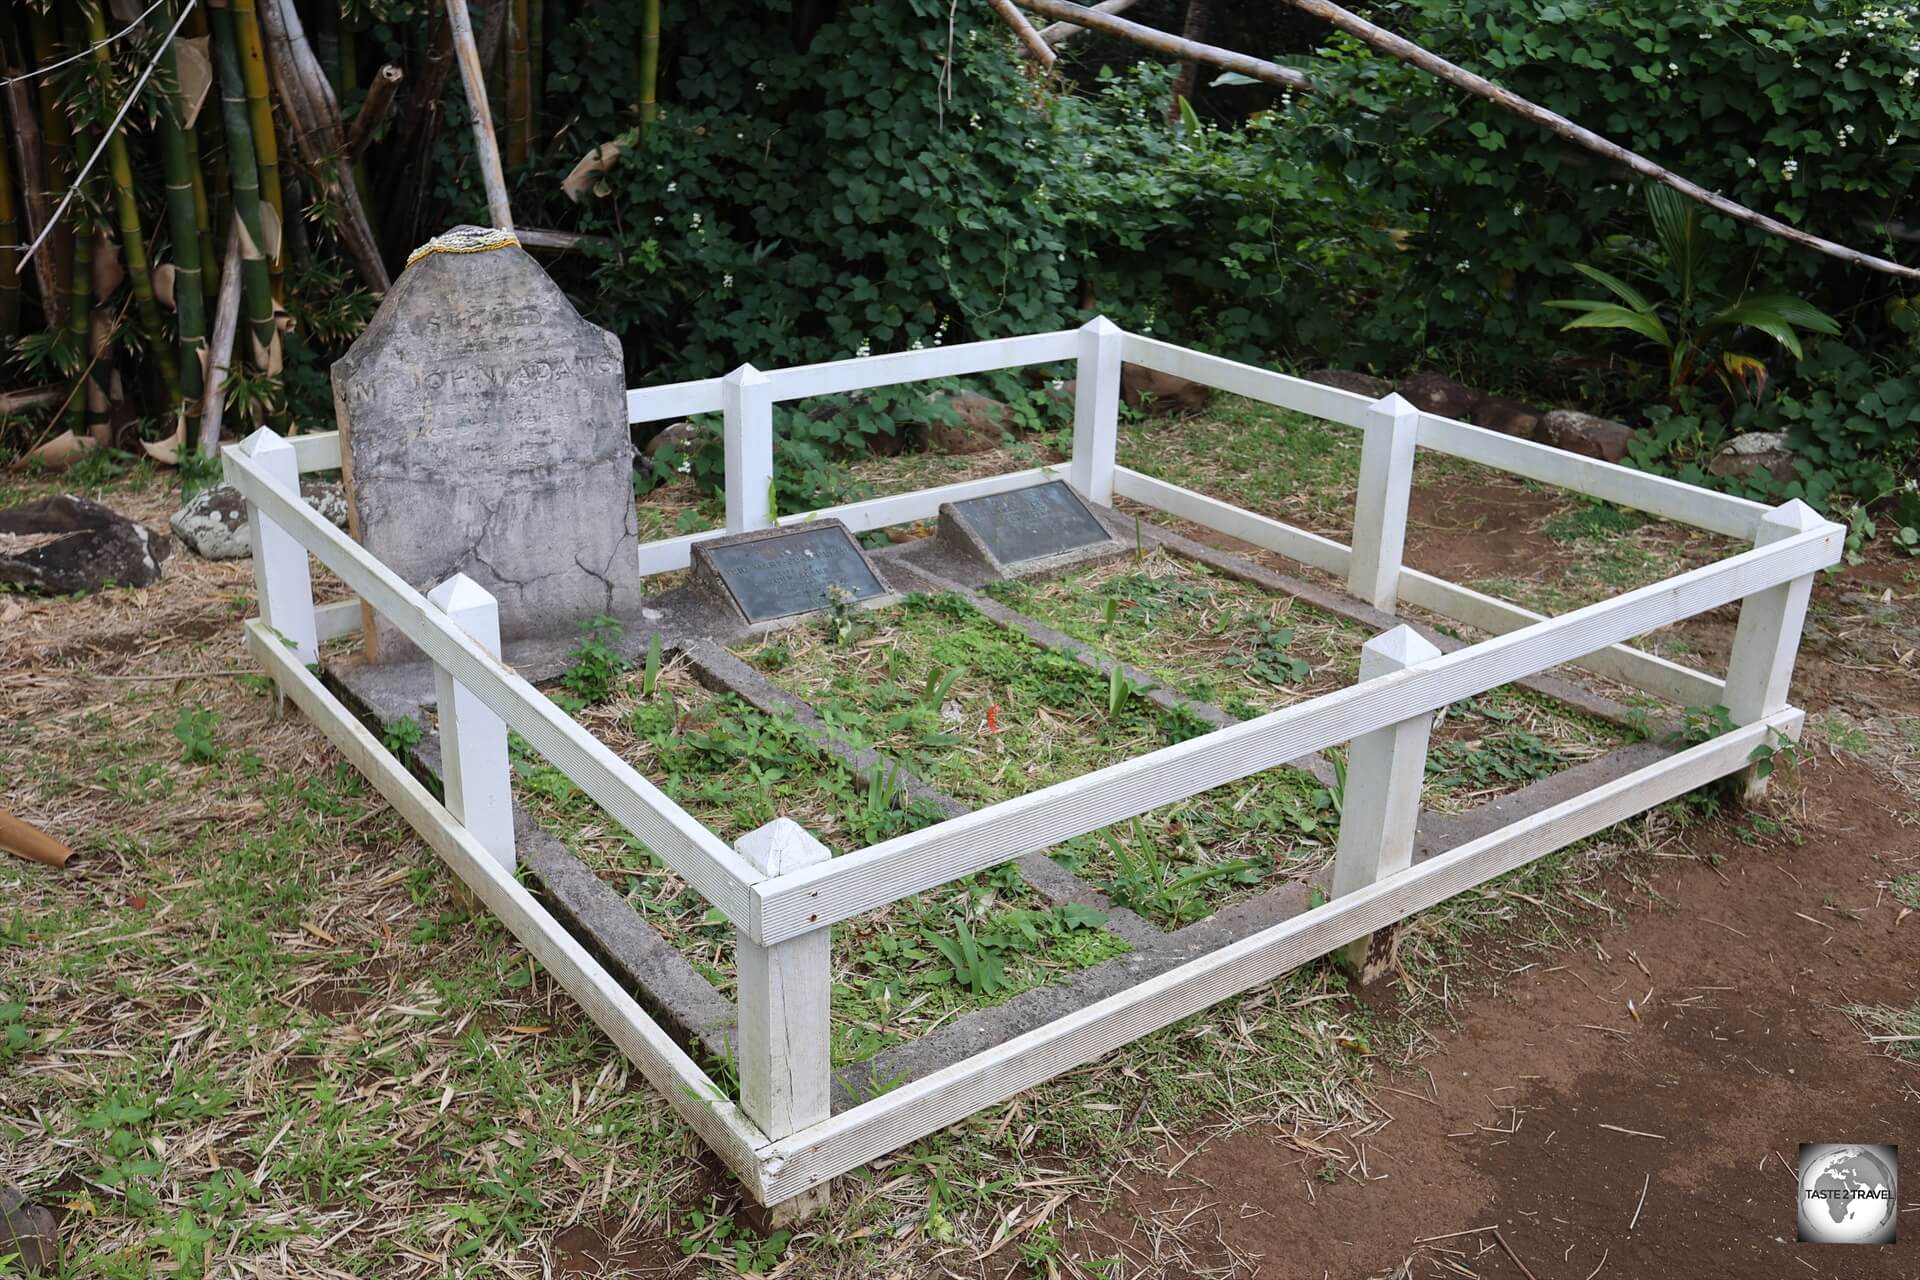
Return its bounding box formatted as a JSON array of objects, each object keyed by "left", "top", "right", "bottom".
[
  {"left": 301, "top": 921, "right": 339, "bottom": 944},
  {"left": 562, "top": 139, "right": 625, "bottom": 203},
  {"left": 126, "top": 895, "right": 148, "bottom": 910},
  {"left": 506, "top": 1025, "right": 551, "bottom": 1036}
]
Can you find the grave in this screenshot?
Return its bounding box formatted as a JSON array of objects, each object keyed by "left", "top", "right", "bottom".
[
  {"left": 331, "top": 226, "right": 643, "bottom": 663},
  {"left": 935, "top": 478, "right": 1123, "bottom": 577}
]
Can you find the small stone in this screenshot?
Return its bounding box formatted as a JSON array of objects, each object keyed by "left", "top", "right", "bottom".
[
  {"left": 642, "top": 420, "right": 706, "bottom": 462},
  {"left": 926, "top": 391, "right": 1013, "bottom": 454},
  {"left": 0, "top": 495, "right": 169, "bottom": 595},
  {"left": 1470, "top": 396, "right": 1544, "bottom": 440},
  {"left": 0, "top": 1184, "right": 58, "bottom": 1272},
  {"left": 1121, "top": 363, "right": 1210, "bottom": 416},
  {"left": 169, "top": 480, "right": 349, "bottom": 560},
  {"left": 1397, "top": 371, "right": 1485, "bottom": 418},
  {"left": 1707, "top": 431, "right": 1798, "bottom": 483},
  {"left": 1538, "top": 409, "right": 1635, "bottom": 463},
  {"left": 1302, "top": 369, "right": 1391, "bottom": 399}
]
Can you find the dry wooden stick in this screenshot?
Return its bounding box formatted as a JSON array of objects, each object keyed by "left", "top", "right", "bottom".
[
  {"left": 1036, "top": 0, "right": 1138, "bottom": 44},
  {"left": 199, "top": 218, "right": 241, "bottom": 459},
  {"left": 347, "top": 63, "right": 404, "bottom": 160},
  {"left": 987, "top": 0, "right": 1055, "bottom": 68},
  {"left": 1015, "top": 0, "right": 1310, "bottom": 89},
  {"left": 446, "top": 0, "right": 513, "bottom": 231},
  {"left": 1286, "top": 0, "right": 1920, "bottom": 281}
]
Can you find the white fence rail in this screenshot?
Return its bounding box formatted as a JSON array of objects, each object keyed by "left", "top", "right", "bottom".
[{"left": 238, "top": 318, "right": 1840, "bottom": 1210}]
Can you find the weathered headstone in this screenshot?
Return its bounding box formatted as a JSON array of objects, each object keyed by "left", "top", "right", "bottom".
[
  {"left": 332, "top": 227, "right": 642, "bottom": 661},
  {"left": 690, "top": 522, "right": 887, "bottom": 624},
  {"left": 936, "top": 479, "right": 1121, "bottom": 577}
]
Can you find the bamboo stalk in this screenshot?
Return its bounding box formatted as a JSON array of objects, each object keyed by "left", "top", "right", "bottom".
[
  {"left": 200, "top": 217, "right": 241, "bottom": 457},
  {"left": 527, "top": 0, "right": 542, "bottom": 145},
  {"left": 87, "top": 229, "right": 117, "bottom": 444},
  {"left": 87, "top": 2, "right": 181, "bottom": 403},
  {"left": 255, "top": 0, "right": 391, "bottom": 293},
  {"left": 506, "top": 0, "right": 530, "bottom": 165},
  {"left": 157, "top": 21, "right": 207, "bottom": 407},
  {"left": 637, "top": 0, "right": 660, "bottom": 140},
  {"left": 383, "top": 15, "right": 453, "bottom": 258},
  {"left": 447, "top": 0, "right": 513, "bottom": 229},
  {"left": 1, "top": 69, "right": 59, "bottom": 325},
  {"left": 27, "top": 9, "right": 72, "bottom": 324},
  {"left": 315, "top": 3, "right": 339, "bottom": 89},
  {"left": 209, "top": 0, "right": 278, "bottom": 412},
  {"left": 63, "top": 148, "right": 93, "bottom": 439},
  {"left": 229, "top": 0, "right": 284, "bottom": 293},
  {"left": 0, "top": 118, "right": 18, "bottom": 343}
]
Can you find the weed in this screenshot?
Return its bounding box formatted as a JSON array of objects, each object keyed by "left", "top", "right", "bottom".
[
  {"left": 1541, "top": 501, "right": 1643, "bottom": 543},
  {"left": 1229, "top": 617, "right": 1310, "bottom": 686},
  {"left": 926, "top": 919, "right": 1007, "bottom": 996},
  {"left": 1094, "top": 820, "right": 1268, "bottom": 926},
  {"left": 381, "top": 715, "right": 424, "bottom": 759},
  {"left": 172, "top": 706, "right": 223, "bottom": 764},
  {"left": 1892, "top": 872, "right": 1920, "bottom": 911},
  {"left": 675, "top": 1202, "right": 790, "bottom": 1274},
  {"left": 558, "top": 616, "right": 629, "bottom": 708},
  {"left": 641, "top": 633, "right": 665, "bottom": 696}
]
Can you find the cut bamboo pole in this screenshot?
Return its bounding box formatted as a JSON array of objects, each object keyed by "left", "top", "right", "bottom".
[
  {"left": 1284, "top": 0, "right": 1920, "bottom": 282},
  {"left": 200, "top": 217, "right": 242, "bottom": 458},
  {"left": 446, "top": 0, "right": 513, "bottom": 229},
  {"left": 988, "top": 0, "right": 1056, "bottom": 68},
  {"left": 63, "top": 173, "right": 93, "bottom": 439},
  {"left": 1036, "top": 0, "right": 1138, "bottom": 43},
  {"left": 1, "top": 67, "right": 58, "bottom": 327},
  {"left": 347, "top": 64, "right": 404, "bottom": 160},
  {"left": 1016, "top": 0, "right": 1308, "bottom": 89}
]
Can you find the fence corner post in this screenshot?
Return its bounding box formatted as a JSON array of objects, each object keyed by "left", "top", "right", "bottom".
[
  {"left": 237, "top": 427, "right": 318, "bottom": 666},
  {"left": 1348, "top": 392, "right": 1420, "bottom": 613},
  {"left": 427, "top": 573, "right": 516, "bottom": 872},
  {"left": 735, "top": 817, "right": 833, "bottom": 1222},
  {"left": 1331, "top": 624, "right": 1440, "bottom": 984},
  {"left": 722, "top": 362, "right": 775, "bottom": 534},
  {"left": 1070, "top": 315, "right": 1123, "bottom": 505},
  {"left": 1723, "top": 498, "right": 1824, "bottom": 799}
]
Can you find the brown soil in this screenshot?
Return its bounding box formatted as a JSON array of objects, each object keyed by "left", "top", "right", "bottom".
[{"left": 1059, "top": 494, "right": 1920, "bottom": 1279}]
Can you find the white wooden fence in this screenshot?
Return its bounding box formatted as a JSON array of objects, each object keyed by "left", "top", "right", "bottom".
[{"left": 228, "top": 318, "right": 1840, "bottom": 1211}]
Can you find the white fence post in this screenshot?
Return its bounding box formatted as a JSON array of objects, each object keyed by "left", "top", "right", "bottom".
[
  {"left": 427, "top": 573, "right": 516, "bottom": 872},
  {"left": 722, "top": 362, "right": 775, "bottom": 533},
  {"left": 735, "top": 817, "right": 833, "bottom": 1220},
  {"left": 1070, "top": 316, "right": 1123, "bottom": 505},
  {"left": 1723, "top": 499, "right": 1824, "bottom": 799},
  {"left": 1348, "top": 393, "right": 1420, "bottom": 612},
  {"left": 235, "top": 427, "right": 318, "bottom": 665},
  {"left": 1331, "top": 625, "right": 1441, "bottom": 982}
]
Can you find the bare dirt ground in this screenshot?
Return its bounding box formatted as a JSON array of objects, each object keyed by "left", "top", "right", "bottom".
[{"left": 1061, "top": 482, "right": 1920, "bottom": 1280}]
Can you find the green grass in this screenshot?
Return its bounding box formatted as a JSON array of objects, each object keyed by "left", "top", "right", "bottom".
[
  {"left": 1845, "top": 1000, "right": 1920, "bottom": 1063},
  {"left": 513, "top": 660, "right": 1128, "bottom": 1067},
  {"left": 985, "top": 546, "right": 1366, "bottom": 715}
]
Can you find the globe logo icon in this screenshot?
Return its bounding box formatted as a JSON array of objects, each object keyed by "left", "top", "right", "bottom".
[{"left": 1797, "top": 1144, "right": 1898, "bottom": 1245}]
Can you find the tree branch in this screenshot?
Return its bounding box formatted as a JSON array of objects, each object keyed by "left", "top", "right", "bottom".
[
  {"left": 987, "top": 0, "right": 1055, "bottom": 68},
  {"left": 1286, "top": 0, "right": 1919, "bottom": 281},
  {"left": 1037, "top": 0, "right": 1138, "bottom": 45}
]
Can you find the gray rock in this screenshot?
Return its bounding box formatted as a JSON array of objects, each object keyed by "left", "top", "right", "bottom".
[
  {"left": 1303, "top": 369, "right": 1392, "bottom": 399},
  {"left": 1707, "top": 431, "right": 1798, "bottom": 483},
  {"left": 0, "top": 495, "right": 169, "bottom": 595},
  {"left": 0, "top": 1184, "right": 58, "bottom": 1273},
  {"left": 927, "top": 391, "right": 1012, "bottom": 454},
  {"left": 332, "top": 229, "right": 644, "bottom": 662},
  {"left": 1470, "top": 395, "right": 1544, "bottom": 440},
  {"left": 1538, "top": 409, "right": 1634, "bottom": 463},
  {"left": 169, "top": 479, "right": 348, "bottom": 560},
  {"left": 642, "top": 420, "right": 707, "bottom": 464},
  {"left": 1397, "top": 371, "right": 1484, "bottom": 418}
]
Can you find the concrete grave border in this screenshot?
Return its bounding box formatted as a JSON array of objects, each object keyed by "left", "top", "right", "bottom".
[{"left": 228, "top": 319, "right": 1837, "bottom": 1217}]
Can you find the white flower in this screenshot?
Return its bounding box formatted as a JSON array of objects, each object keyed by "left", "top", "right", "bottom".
[
  {"left": 721, "top": 274, "right": 733, "bottom": 288},
  {"left": 910, "top": 339, "right": 924, "bottom": 350},
  {"left": 667, "top": 181, "right": 677, "bottom": 192},
  {"left": 856, "top": 339, "right": 872, "bottom": 358},
  {"left": 1905, "top": 68, "right": 1920, "bottom": 87},
  {"left": 755, "top": 81, "right": 767, "bottom": 91},
  {"left": 1050, "top": 379, "right": 1065, "bottom": 391},
  {"left": 1782, "top": 158, "right": 1800, "bottom": 179},
  {"left": 653, "top": 215, "right": 663, "bottom": 224},
  {"left": 1746, "top": 156, "right": 1757, "bottom": 167},
  {"left": 1455, "top": 259, "right": 1471, "bottom": 273},
  {"left": 1836, "top": 49, "right": 1852, "bottom": 68},
  {"left": 1667, "top": 61, "right": 1678, "bottom": 74}
]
